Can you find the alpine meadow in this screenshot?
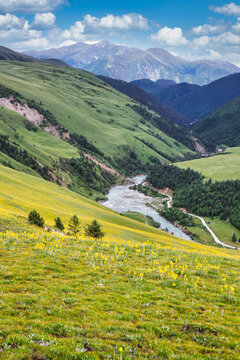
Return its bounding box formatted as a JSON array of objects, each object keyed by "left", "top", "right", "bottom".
[{"left": 0, "top": 1, "right": 240, "bottom": 359}]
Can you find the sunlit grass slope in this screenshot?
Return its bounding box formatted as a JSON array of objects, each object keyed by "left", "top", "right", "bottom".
[
  {"left": 177, "top": 147, "right": 240, "bottom": 181},
  {"left": 0, "top": 106, "right": 78, "bottom": 176},
  {"left": 0, "top": 61, "right": 192, "bottom": 164},
  {"left": 0, "top": 165, "right": 240, "bottom": 359}
]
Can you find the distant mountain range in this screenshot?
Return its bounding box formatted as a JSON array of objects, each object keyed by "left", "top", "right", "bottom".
[
  {"left": 133, "top": 73, "right": 240, "bottom": 124},
  {"left": 24, "top": 40, "right": 239, "bottom": 85}
]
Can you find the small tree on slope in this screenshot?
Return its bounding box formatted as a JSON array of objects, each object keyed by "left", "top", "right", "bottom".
[
  {"left": 68, "top": 215, "right": 80, "bottom": 235},
  {"left": 55, "top": 217, "right": 64, "bottom": 231},
  {"left": 84, "top": 219, "right": 105, "bottom": 239}
]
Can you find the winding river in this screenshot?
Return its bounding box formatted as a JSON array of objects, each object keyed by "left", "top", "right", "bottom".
[{"left": 100, "top": 175, "right": 192, "bottom": 241}]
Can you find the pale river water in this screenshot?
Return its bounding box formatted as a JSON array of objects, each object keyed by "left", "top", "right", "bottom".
[{"left": 100, "top": 175, "right": 192, "bottom": 241}]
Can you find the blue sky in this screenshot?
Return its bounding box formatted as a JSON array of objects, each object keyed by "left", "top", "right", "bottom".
[{"left": 0, "top": 1, "right": 240, "bottom": 65}]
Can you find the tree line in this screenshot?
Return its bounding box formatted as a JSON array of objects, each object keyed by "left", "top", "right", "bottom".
[
  {"left": 148, "top": 164, "right": 240, "bottom": 230},
  {"left": 28, "top": 210, "right": 105, "bottom": 239}
]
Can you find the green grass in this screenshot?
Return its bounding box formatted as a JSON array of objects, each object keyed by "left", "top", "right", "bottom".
[
  {"left": 205, "top": 217, "right": 240, "bottom": 247},
  {"left": 0, "top": 61, "right": 193, "bottom": 166},
  {"left": 177, "top": 147, "right": 240, "bottom": 181},
  {"left": 0, "top": 107, "right": 78, "bottom": 173},
  {"left": 0, "top": 166, "right": 239, "bottom": 359}
]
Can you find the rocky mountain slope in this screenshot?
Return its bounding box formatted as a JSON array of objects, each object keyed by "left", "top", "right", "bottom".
[{"left": 24, "top": 40, "right": 239, "bottom": 85}]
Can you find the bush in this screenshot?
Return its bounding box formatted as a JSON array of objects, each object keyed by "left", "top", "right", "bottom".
[
  {"left": 28, "top": 210, "right": 44, "bottom": 227},
  {"left": 68, "top": 215, "right": 80, "bottom": 235},
  {"left": 84, "top": 220, "right": 105, "bottom": 239},
  {"left": 55, "top": 217, "right": 64, "bottom": 231}
]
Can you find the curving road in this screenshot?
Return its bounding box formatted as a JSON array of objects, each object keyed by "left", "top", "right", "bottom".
[{"left": 159, "top": 192, "right": 238, "bottom": 250}]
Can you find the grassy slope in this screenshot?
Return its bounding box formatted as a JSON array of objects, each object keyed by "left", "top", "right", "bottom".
[
  {"left": 0, "top": 165, "right": 239, "bottom": 359},
  {"left": 177, "top": 147, "right": 240, "bottom": 245},
  {"left": 193, "top": 96, "right": 240, "bottom": 147},
  {"left": 0, "top": 61, "right": 192, "bottom": 165},
  {"left": 0, "top": 107, "right": 78, "bottom": 173},
  {"left": 177, "top": 147, "right": 240, "bottom": 181}
]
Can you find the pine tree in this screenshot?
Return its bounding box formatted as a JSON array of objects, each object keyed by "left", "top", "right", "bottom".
[
  {"left": 55, "top": 217, "right": 64, "bottom": 231},
  {"left": 68, "top": 215, "right": 80, "bottom": 235},
  {"left": 28, "top": 210, "right": 44, "bottom": 228},
  {"left": 232, "top": 233, "right": 237, "bottom": 243},
  {"left": 84, "top": 220, "right": 105, "bottom": 239}
]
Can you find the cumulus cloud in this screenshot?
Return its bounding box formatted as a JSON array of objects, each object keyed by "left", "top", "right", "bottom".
[
  {"left": 31, "top": 12, "right": 56, "bottom": 30},
  {"left": 0, "top": 13, "right": 25, "bottom": 29},
  {"left": 0, "top": 12, "right": 49, "bottom": 50},
  {"left": 83, "top": 13, "right": 149, "bottom": 30},
  {"left": 61, "top": 21, "right": 85, "bottom": 41},
  {"left": 0, "top": 0, "right": 65, "bottom": 13},
  {"left": 192, "top": 36, "right": 210, "bottom": 47},
  {"left": 56, "top": 13, "right": 149, "bottom": 44},
  {"left": 150, "top": 26, "right": 189, "bottom": 46},
  {"left": 210, "top": 2, "right": 240, "bottom": 16},
  {"left": 192, "top": 24, "right": 225, "bottom": 35}
]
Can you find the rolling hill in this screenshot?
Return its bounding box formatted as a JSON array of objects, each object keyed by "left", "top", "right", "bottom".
[
  {"left": 193, "top": 96, "right": 240, "bottom": 147},
  {"left": 24, "top": 40, "right": 240, "bottom": 84},
  {"left": 0, "top": 60, "right": 195, "bottom": 198},
  {"left": 0, "top": 45, "right": 67, "bottom": 67},
  {"left": 98, "top": 75, "right": 191, "bottom": 127}
]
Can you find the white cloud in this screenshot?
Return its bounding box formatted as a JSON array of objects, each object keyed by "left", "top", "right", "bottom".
[
  {"left": 83, "top": 13, "right": 149, "bottom": 30},
  {"left": 61, "top": 21, "right": 85, "bottom": 41},
  {"left": 150, "top": 26, "right": 189, "bottom": 46},
  {"left": 210, "top": 2, "right": 240, "bottom": 16},
  {"left": 232, "top": 18, "right": 240, "bottom": 31},
  {"left": 31, "top": 13, "right": 56, "bottom": 30},
  {"left": 0, "top": 12, "right": 49, "bottom": 50},
  {"left": 213, "top": 31, "right": 240, "bottom": 45},
  {"left": 0, "top": 13, "right": 25, "bottom": 29},
  {"left": 192, "top": 24, "right": 225, "bottom": 35},
  {"left": 192, "top": 36, "right": 210, "bottom": 47},
  {"left": 0, "top": 0, "right": 65, "bottom": 13}
]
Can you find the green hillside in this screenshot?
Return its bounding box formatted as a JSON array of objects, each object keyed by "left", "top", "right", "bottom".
[
  {"left": 0, "top": 164, "right": 239, "bottom": 360},
  {"left": 177, "top": 147, "right": 240, "bottom": 181},
  {"left": 193, "top": 96, "right": 240, "bottom": 147},
  {"left": 0, "top": 61, "right": 193, "bottom": 170}
]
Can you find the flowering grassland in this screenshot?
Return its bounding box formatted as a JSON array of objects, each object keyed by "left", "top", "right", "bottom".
[{"left": 0, "top": 219, "right": 239, "bottom": 360}]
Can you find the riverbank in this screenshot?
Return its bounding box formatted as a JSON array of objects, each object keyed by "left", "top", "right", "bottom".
[{"left": 100, "top": 176, "right": 192, "bottom": 241}]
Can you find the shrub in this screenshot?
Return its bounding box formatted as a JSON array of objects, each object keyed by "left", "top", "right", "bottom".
[
  {"left": 68, "top": 215, "right": 80, "bottom": 235},
  {"left": 28, "top": 210, "right": 44, "bottom": 227},
  {"left": 55, "top": 217, "right": 64, "bottom": 231},
  {"left": 84, "top": 220, "right": 105, "bottom": 239}
]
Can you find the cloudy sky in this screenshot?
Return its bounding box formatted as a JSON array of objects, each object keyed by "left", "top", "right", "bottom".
[{"left": 0, "top": 0, "right": 240, "bottom": 65}]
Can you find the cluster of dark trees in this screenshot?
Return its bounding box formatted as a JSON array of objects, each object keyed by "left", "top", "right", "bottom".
[
  {"left": 61, "top": 155, "right": 116, "bottom": 195},
  {"left": 148, "top": 164, "right": 240, "bottom": 230},
  {"left": 130, "top": 183, "right": 162, "bottom": 198},
  {"left": 114, "top": 145, "right": 147, "bottom": 175},
  {"left": 149, "top": 164, "right": 203, "bottom": 190},
  {"left": 28, "top": 210, "right": 105, "bottom": 238},
  {"left": 0, "top": 134, "right": 51, "bottom": 180},
  {"left": 159, "top": 207, "right": 195, "bottom": 227}
]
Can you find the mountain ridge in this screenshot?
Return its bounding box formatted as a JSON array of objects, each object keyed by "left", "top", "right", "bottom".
[{"left": 24, "top": 40, "right": 239, "bottom": 85}]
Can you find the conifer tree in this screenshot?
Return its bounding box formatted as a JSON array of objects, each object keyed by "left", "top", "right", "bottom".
[
  {"left": 68, "top": 215, "right": 80, "bottom": 235},
  {"left": 84, "top": 219, "right": 104, "bottom": 239},
  {"left": 55, "top": 217, "right": 64, "bottom": 231}
]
